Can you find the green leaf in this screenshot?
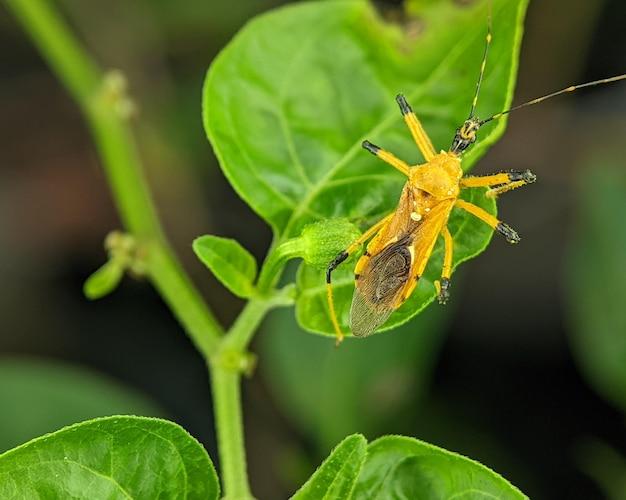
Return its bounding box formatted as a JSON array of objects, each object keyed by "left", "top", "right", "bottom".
[
  {"left": 83, "top": 258, "right": 125, "bottom": 300},
  {"left": 0, "top": 357, "right": 163, "bottom": 453},
  {"left": 0, "top": 415, "right": 219, "bottom": 499},
  {"left": 292, "top": 434, "right": 367, "bottom": 500},
  {"left": 204, "top": 0, "right": 527, "bottom": 236},
  {"left": 296, "top": 188, "right": 494, "bottom": 335},
  {"left": 193, "top": 235, "right": 258, "bottom": 298},
  {"left": 260, "top": 305, "right": 447, "bottom": 450},
  {"left": 564, "top": 165, "right": 626, "bottom": 412},
  {"left": 204, "top": 0, "right": 528, "bottom": 333},
  {"left": 353, "top": 435, "right": 527, "bottom": 499}
]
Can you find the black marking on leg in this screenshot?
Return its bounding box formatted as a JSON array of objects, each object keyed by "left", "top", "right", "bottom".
[
  {"left": 396, "top": 94, "right": 412, "bottom": 115},
  {"left": 414, "top": 274, "right": 420, "bottom": 281},
  {"left": 509, "top": 169, "right": 537, "bottom": 184},
  {"left": 438, "top": 278, "right": 451, "bottom": 305},
  {"left": 363, "top": 251, "right": 371, "bottom": 257},
  {"left": 362, "top": 140, "right": 380, "bottom": 155},
  {"left": 326, "top": 251, "right": 349, "bottom": 283},
  {"left": 496, "top": 222, "right": 521, "bottom": 244},
  {"left": 355, "top": 273, "right": 361, "bottom": 281}
]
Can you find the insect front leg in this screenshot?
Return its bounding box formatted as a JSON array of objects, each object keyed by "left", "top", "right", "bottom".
[
  {"left": 454, "top": 199, "right": 521, "bottom": 244},
  {"left": 434, "top": 226, "right": 453, "bottom": 304},
  {"left": 396, "top": 94, "right": 436, "bottom": 162},
  {"left": 325, "top": 213, "right": 394, "bottom": 345},
  {"left": 460, "top": 170, "right": 536, "bottom": 198},
  {"left": 361, "top": 141, "right": 410, "bottom": 176}
]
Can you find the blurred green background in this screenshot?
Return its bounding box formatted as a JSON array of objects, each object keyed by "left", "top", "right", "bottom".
[{"left": 1, "top": 0, "right": 625, "bottom": 498}]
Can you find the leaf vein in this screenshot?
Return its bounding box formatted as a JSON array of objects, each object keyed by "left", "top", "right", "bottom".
[{"left": 280, "top": 19, "right": 483, "bottom": 238}]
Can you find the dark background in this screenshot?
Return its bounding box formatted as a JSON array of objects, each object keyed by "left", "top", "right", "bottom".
[{"left": 1, "top": 0, "right": 625, "bottom": 498}]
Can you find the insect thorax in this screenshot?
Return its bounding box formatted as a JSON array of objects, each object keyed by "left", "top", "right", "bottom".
[{"left": 410, "top": 151, "right": 462, "bottom": 199}]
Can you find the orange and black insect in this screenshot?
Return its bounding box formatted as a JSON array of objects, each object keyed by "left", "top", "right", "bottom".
[{"left": 325, "top": 19, "right": 626, "bottom": 344}]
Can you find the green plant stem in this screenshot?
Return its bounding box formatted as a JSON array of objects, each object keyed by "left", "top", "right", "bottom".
[
  {"left": 224, "top": 298, "right": 274, "bottom": 352},
  {"left": 210, "top": 368, "right": 252, "bottom": 500},
  {"left": 6, "top": 0, "right": 223, "bottom": 353},
  {"left": 5, "top": 0, "right": 265, "bottom": 497}
]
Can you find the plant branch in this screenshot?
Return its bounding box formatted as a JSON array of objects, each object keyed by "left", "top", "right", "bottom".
[
  {"left": 5, "top": 0, "right": 223, "bottom": 358},
  {"left": 5, "top": 1, "right": 292, "bottom": 497},
  {"left": 210, "top": 368, "right": 253, "bottom": 500}
]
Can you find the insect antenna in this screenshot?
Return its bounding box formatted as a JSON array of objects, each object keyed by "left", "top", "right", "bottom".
[
  {"left": 480, "top": 73, "right": 626, "bottom": 125},
  {"left": 467, "top": 2, "right": 492, "bottom": 120}
]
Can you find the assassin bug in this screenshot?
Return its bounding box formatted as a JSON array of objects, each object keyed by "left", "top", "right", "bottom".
[{"left": 325, "top": 17, "right": 626, "bottom": 345}]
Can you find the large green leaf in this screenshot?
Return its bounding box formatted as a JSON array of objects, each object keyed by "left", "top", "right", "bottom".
[
  {"left": 204, "top": 0, "right": 528, "bottom": 334},
  {"left": 204, "top": 0, "right": 526, "bottom": 236},
  {"left": 0, "top": 358, "right": 163, "bottom": 453},
  {"left": 353, "top": 435, "right": 527, "bottom": 499},
  {"left": 0, "top": 416, "right": 219, "bottom": 499},
  {"left": 565, "top": 165, "right": 626, "bottom": 412},
  {"left": 291, "top": 434, "right": 367, "bottom": 500}
]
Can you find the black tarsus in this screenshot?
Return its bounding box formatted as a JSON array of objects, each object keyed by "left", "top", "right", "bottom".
[
  {"left": 496, "top": 222, "right": 521, "bottom": 244},
  {"left": 508, "top": 169, "right": 537, "bottom": 184},
  {"left": 326, "top": 251, "right": 349, "bottom": 283},
  {"left": 396, "top": 94, "right": 412, "bottom": 115},
  {"left": 362, "top": 140, "right": 380, "bottom": 155},
  {"left": 437, "top": 277, "right": 451, "bottom": 305}
]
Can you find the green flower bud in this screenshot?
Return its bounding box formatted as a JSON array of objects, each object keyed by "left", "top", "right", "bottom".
[{"left": 299, "top": 218, "right": 361, "bottom": 270}]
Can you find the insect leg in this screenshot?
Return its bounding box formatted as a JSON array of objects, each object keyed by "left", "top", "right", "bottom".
[
  {"left": 326, "top": 213, "right": 394, "bottom": 345},
  {"left": 395, "top": 94, "right": 436, "bottom": 162},
  {"left": 460, "top": 170, "right": 536, "bottom": 198},
  {"left": 434, "top": 226, "right": 453, "bottom": 304},
  {"left": 362, "top": 141, "right": 410, "bottom": 176},
  {"left": 454, "top": 199, "right": 521, "bottom": 244}
]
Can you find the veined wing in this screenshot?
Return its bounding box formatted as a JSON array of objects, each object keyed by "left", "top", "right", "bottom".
[{"left": 350, "top": 200, "right": 453, "bottom": 337}]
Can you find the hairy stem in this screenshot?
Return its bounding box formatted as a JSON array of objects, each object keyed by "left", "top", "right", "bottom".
[{"left": 5, "top": 0, "right": 267, "bottom": 497}]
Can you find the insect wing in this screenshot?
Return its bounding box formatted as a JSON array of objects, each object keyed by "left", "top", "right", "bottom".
[
  {"left": 350, "top": 201, "right": 452, "bottom": 337},
  {"left": 350, "top": 235, "right": 413, "bottom": 338}
]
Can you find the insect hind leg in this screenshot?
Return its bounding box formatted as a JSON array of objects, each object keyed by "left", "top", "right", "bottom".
[
  {"left": 434, "top": 226, "right": 453, "bottom": 304},
  {"left": 325, "top": 213, "right": 394, "bottom": 345},
  {"left": 326, "top": 251, "right": 349, "bottom": 345}
]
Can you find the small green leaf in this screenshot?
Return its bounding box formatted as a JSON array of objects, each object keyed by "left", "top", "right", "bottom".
[
  {"left": 353, "top": 435, "right": 527, "bottom": 499},
  {"left": 292, "top": 434, "right": 367, "bottom": 500},
  {"left": 193, "top": 235, "right": 258, "bottom": 298},
  {"left": 565, "top": 165, "right": 626, "bottom": 411},
  {"left": 0, "top": 416, "right": 219, "bottom": 499},
  {"left": 83, "top": 258, "right": 125, "bottom": 300},
  {"left": 296, "top": 189, "right": 494, "bottom": 336}
]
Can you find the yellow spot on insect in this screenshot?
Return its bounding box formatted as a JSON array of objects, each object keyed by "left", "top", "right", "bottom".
[
  {"left": 410, "top": 212, "right": 422, "bottom": 222},
  {"left": 425, "top": 207, "right": 431, "bottom": 213},
  {"left": 486, "top": 33, "right": 492, "bottom": 43}
]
